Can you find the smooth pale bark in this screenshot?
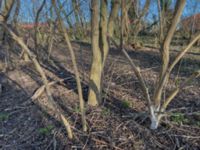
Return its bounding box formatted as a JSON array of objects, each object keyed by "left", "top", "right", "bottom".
[
  {"left": 99, "top": 0, "right": 109, "bottom": 67},
  {"left": 150, "top": 33, "right": 200, "bottom": 129},
  {"left": 151, "top": 0, "right": 185, "bottom": 126},
  {"left": 88, "top": 0, "right": 102, "bottom": 106},
  {"left": 88, "top": 0, "right": 119, "bottom": 106},
  {"left": 47, "top": 6, "right": 54, "bottom": 61},
  {"left": 150, "top": 70, "right": 200, "bottom": 130},
  {"left": 47, "top": 22, "right": 54, "bottom": 61},
  {"left": 121, "top": 0, "right": 130, "bottom": 43},
  {"left": 118, "top": 0, "right": 199, "bottom": 130},
  {"left": 153, "top": 0, "right": 186, "bottom": 108},
  {"left": 108, "top": 0, "right": 120, "bottom": 38},
  {"left": 157, "top": 0, "right": 164, "bottom": 43},
  {"left": 110, "top": 32, "right": 200, "bottom": 130},
  {"left": 158, "top": 0, "right": 173, "bottom": 43}
]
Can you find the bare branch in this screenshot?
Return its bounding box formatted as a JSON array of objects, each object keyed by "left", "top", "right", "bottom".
[
  {"left": 109, "top": 36, "right": 152, "bottom": 114},
  {"left": 1, "top": 22, "right": 73, "bottom": 139},
  {"left": 32, "top": 77, "right": 72, "bottom": 100},
  {"left": 153, "top": 0, "right": 186, "bottom": 107},
  {"left": 169, "top": 33, "right": 200, "bottom": 72},
  {"left": 52, "top": 0, "right": 87, "bottom": 132},
  {"left": 162, "top": 70, "right": 200, "bottom": 110}
]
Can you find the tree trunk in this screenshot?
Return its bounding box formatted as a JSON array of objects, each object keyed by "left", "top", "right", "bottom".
[
  {"left": 0, "top": 0, "right": 14, "bottom": 21},
  {"left": 88, "top": 0, "right": 119, "bottom": 106},
  {"left": 99, "top": 0, "right": 109, "bottom": 67},
  {"left": 88, "top": 0, "right": 102, "bottom": 106},
  {"left": 153, "top": 0, "right": 186, "bottom": 108},
  {"left": 47, "top": 19, "right": 54, "bottom": 61},
  {"left": 150, "top": 107, "right": 162, "bottom": 130},
  {"left": 108, "top": 0, "right": 120, "bottom": 38},
  {"left": 0, "top": 0, "right": 14, "bottom": 43}
]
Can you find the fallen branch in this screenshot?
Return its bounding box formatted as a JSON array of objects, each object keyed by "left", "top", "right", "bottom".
[
  {"left": 32, "top": 77, "right": 72, "bottom": 100},
  {"left": 1, "top": 22, "right": 73, "bottom": 139}
]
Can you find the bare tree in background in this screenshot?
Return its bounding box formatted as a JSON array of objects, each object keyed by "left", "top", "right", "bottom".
[
  {"left": 157, "top": 0, "right": 173, "bottom": 44},
  {"left": 34, "top": 0, "right": 46, "bottom": 56},
  {"left": 128, "top": 0, "right": 151, "bottom": 46},
  {"left": 71, "top": 0, "right": 85, "bottom": 39},
  {"left": 0, "top": 0, "right": 14, "bottom": 43},
  {"left": 108, "top": 0, "right": 120, "bottom": 39}
]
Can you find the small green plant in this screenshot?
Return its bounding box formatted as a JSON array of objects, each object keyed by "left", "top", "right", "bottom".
[
  {"left": 122, "top": 100, "right": 131, "bottom": 109},
  {"left": 38, "top": 125, "right": 54, "bottom": 135},
  {"left": 175, "top": 78, "right": 181, "bottom": 86},
  {"left": 101, "top": 107, "right": 111, "bottom": 116},
  {"left": 196, "top": 121, "right": 200, "bottom": 127},
  {"left": 0, "top": 113, "right": 9, "bottom": 121},
  {"left": 74, "top": 105, "right": 81, "bottom": 113},
  {"left": 171, "top": 113, "right": 189, "bottom": 124}
]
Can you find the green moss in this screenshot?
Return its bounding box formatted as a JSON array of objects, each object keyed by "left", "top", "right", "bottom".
[
  {"left": 196, "top": 121, "right": 200, "bottom": 127},
  {"left": 171, "top": 113, "right": 189, "bottom": 124},
  {"left": 38, "top": 125, "right": 54, "bottom": 135},
  {"left": 101, "top": 107, "right": 111, "bottom": 116},
  {"left": 74, "top": 105, "right": 81, "bottom": 113},
  {"left": 122, "top": 100, "right": 131, "bottom": 109},
  {"left": 0, "top": 113, "right": 9, "bottom": 121}
]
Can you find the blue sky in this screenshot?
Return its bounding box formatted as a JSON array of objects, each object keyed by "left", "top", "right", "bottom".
[
  {"left": 16, "top": 0, "right": 90, "bottom": 23},
  {"left": 14, "top": 0, "right": 200, "bottom": 23},
  {"left": 144, "top": 0, "right": 200, "bottom": 23}
]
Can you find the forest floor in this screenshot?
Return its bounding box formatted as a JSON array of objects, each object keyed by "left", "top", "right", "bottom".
[{"left": 0, "top": 41, "right": 200, "bottom": 150}]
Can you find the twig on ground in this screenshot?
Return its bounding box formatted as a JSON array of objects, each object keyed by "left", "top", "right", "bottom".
[{"left": 31, "top": 77, "right": 72, "bottom": 100}]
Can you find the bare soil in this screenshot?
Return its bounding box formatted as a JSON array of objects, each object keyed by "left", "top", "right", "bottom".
[{"left": 0, "top": 41, "right": 200, "bottom": 150}]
